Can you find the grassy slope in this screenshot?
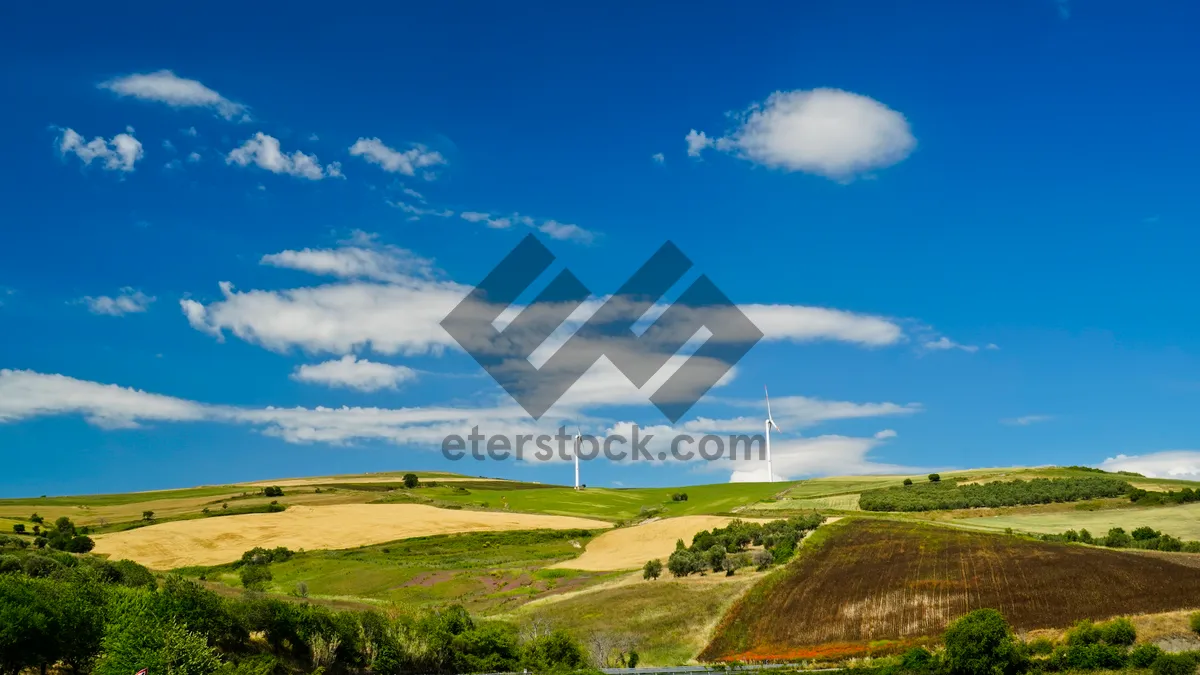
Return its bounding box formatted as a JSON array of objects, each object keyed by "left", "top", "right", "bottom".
[
  {"left": 952, "top": 501, "right": 1200, "bottom": 540},
  {"left": 177, "top": 529, "right": 621, "bottom": 614},
  {"left": 702, "top": 517, "right": 1200, "bottom": 661},
  {"left": 508, "top": 574, "right": 763, "bottom": 666},
  {"left": 395, "top": 481, "right": 797, "bottom": 521}
]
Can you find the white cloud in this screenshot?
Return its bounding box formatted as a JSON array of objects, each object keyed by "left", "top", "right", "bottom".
[
  {"left": 743, "top": 305, "right": 902, "bottom": 347},
  {"left": 182, "top": 126, "right": 198, "bottom": 137},
  {"left": 79, "top": 288, "right": 155, "bottom": 316},
  {"left": 181, "top": 279, "right": 470, "bottom": 356},
  {"left": 99, "top": 70, "right": 248, "bottom": 121},
  {"left": 726, "top": 434, "right": 914, "bottom": 482},
  {"left": 461, "top": 212, "right": 512, "bottom": 229},
  {"left": 537, "top": 220, "right": 595, "bottom": 244},
  {"left": 688, "top": 88, "right": 915, "bottom": 180},
  {"left": 402, "top": 187, "right": 425, "bottom": 202},
  {"left": 1099, "top": 451, "right": 1200, "bottom": 479},
  {"left": 349, "top": 138, "right": 446, "bottom": 177},
  {"left": 291, "top": 355, "right": 417, "bottom": 392},
  {"left": 1001, "top": 414, "right": 1054, "bottom": 426},
  {"left": 874, "top": 429, "right": 897, "bottom": 439},
  {"left": 261, "top": 232, "right": 436, "bottom": 282},
  {"left": 58, "top": 128, "right": 144, "bottom": 172},
  {"left": 685, "top": 130, "right": 713, "bottom": 157},
  {"left": 187, "top": 152, "right": 202, "bottom": 163},
  {"left": 390, "top": 201, "right": 455, "bottom": 220},
  {"left": 651, "top": 152, "right": 665, "bottom": 164},
  {"left": 923, "top": 336, "right": 982, "bottom": 353},
  {"left": 0, "top": 370, "right": 207, "bottom": 429},
  {"left": 227, "top": 133, "right": 341, "bottom": 180}
]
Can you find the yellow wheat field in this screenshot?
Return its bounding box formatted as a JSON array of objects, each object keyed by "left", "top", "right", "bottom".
[
  {"left": 93, "top": 504, "right": 611, "bottom": 569},
  {"left": 548, "top": 516, "right": 773, "bottom": 571}
]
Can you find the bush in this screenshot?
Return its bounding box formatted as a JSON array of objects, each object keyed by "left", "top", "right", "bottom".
[
  {"left": 403, "top": 473, "right": 419, "bottom": 489},
  {"left": 1190, "top": 611, "right": 1200, "bottom": 635},
  {"left": 1130, "top": 644, "right": 1165, "bottom": 668},
  {"left": 262, "top": 486, "right": 284, "bottom": 498},
  {"left": 943, "top": 608, "right": 1024, "bottom": 675},
  {"left": 239, "top": 564, "right": 272, "bottom": 590},
  {"left": 901, "top": 646, "right": 935, "bottom": 671},
  {"left": 1026, "top": 638, "right": 1054, "bottom": 655},
  {"left": 1098, "top": 617, "right": 1136, "bottom": 646},
  {"left": 1152, "top": 653, "right": 1198, "bottom": 675},
  {"left": 904, "top": 478, "right": 914, "bottom": 486},
  {"left": 643, "top": 559, "right": 662, "bottom": 580},
  {"left": 11, "top": 524, "right": 24, "bottom": 534}
]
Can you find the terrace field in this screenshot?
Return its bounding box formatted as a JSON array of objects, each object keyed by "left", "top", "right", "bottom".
[
  {"left": 701, "top": 518, "right": 1200, "bottom": 661},
  {"left": 953, "top": 501, "right": 1200, "bottom": 540}
]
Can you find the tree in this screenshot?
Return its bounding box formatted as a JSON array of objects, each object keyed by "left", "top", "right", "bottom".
[
  {"left": 705, "top": 545, "right": 727, "bottom": 572},
  {"left": 263, "top": 486, "right": 284, "bottom": 498},
  {"left": 29, "top": 513, "right": 43, "bottom": 524},
  {"left": 522, "top": 630, "right": 587, "bottom": 672},
  {"left": 143, "top": 510, "right": 155, "bottom": 522},
  {"left": 752, "top": 549, "right": 774, "bottom": 570},
  {"left": 403, "top": 473, "right": 420, "bottom": 489},
  {"left": 928, "top": 473, "right": 941, "bottom": 483},
  {"left": 1105, "top": 527, "right": 1132, "bottom": 548},
  {"left": 942, "top": 608, "right": 1023, "bottom": 675},
  {"left": 240, "top": 564, "right": 272, "bottom": 590},
  {"left": 903, "top": 478, "right": 914, "bottom": 486},
  {"left": 11, "top": 524, "right": 23, "bottom": 534},
  {"left": 667, "top": 549, "right": 700, "bottom": 577},
  {"left": 643, "top": 558, "right": 663, "bottom": 580},
  {"left": 724, "top": 552, "right": 749, "bottom": 576}
]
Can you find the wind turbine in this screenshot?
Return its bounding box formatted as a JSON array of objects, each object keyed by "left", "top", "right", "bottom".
[
  {"left": 573, "top": 429, "right": 582, "bottom": 491},
  {"left": 764, "top": 386, "right": 781, "bottom": 483}
]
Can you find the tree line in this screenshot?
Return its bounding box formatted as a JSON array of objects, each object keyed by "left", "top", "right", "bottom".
[
  {"left": 1038, "top": 525, "right": 1200, "bottom": 553},
  {"left": 646, "top": 514, "right": 825, "bottom": 579},
  {"left": 881, "top": 608, "right": 1200, "bottom": 675},
  {"left": 1128, "top": 486, "right": 1200, "bottom": 506},
  {"left": 0, "top": 540, "right": 593, "bottom": 675},
  {"left": 858, "top": 477, "right": 1132, "bottom": 512}
]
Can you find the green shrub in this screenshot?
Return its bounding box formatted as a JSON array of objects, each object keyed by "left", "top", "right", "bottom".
[
  {"left": 643, "top": 558, "right": 662, "bottom": 580},
  {"left": 901, "top": 646, "right": 936, "bottom": 671},
  {"left": 1190, "top": 611, "right": 1200, "bottom": 635},
  {"left": 1152, "top": 653, "right": 1198, "bottom": 675},
  {"left": 1130, "top": 644, "right": 1165, "bottom": 668},
  {"left": 943, "top": 609, "right": 1024, "bottom": 675},
  {"left": 1061, "top": 642, "right": 1127, "bottom": 670},
  {"left": 239, "top": 564, "right": 271, "bottom": 590},
  {"left": 1025, "top": 638, "right": 1054, "bottom": 655},
  {"left": 1098, "top": 617, "right": 1136, "bottom": 646},
  {"left": 1066, "top": 619, "right": 1102, "bottom": 646}
]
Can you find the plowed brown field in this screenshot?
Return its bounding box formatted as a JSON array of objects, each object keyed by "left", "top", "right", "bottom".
[{"left": 701, "top": 519, "right": 1200, "bottom": 662}]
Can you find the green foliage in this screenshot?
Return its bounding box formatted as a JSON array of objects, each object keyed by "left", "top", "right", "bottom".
[
  {"left": 1152, "top": 653, "right": 1198, "bottom": 675},
  {"left": 1105, "top": 527, "right": 1133, "bottom": 548},
  {"left": 143, "top": 510, "right": 155, "bottom": 521},
  {"left": 1130, "top": 644, "right": 1165, "bottom": 668},
  {"left": 903, "top": 478, "right": 914, "bottom": 486},
  {"left": 403, "top": 473, "right": 420, "bottom": 488},
  {"left": 239, "top": 563, "right": 272, "bottom": 590},
  {"left": 1025, "top": 638, "right": 1054, "bottom": 655},
  {"left": 942, "top": 608, "right": 1024, "bottom": 675},
  {"left": 642, "top": 558, "right": 663, "bottom": 580},
  {"left": 262, "top": 486, "right": 285, "bottom": 497},
  {"left": 44, "top": 516, "right": 95, "bottom": 553},
  {"left": 1190, "top": 611, "right": 1200, "bottom": 635},
  {"left": 860, "top": 476, "right": 1131, "bottom": 512},
  {"left": 94, "top": 590, "right": 221, "bottom": 675},
  {"left": 1129, "top": 486, "right": 1200, "bottom": 506},
  {"left": 671, "top": 492, "right": 689, "bottom": 501},
  {"left": 667, "top": 514, "right": 823, "bottom": 577},
  {"left": 1098, "top": 617, "right": 1136, "bottom": 646},
  {"left": 521, "top": 629, "right": 588, "bottom": 672},
  {"left": 705, "top": 544, "right": 727, "bottom": 572},
  {"left": 11, "top": 524, "right": 24, "bottom": 534},
  {"left": 900, "top": 646, "right": 936, "bottom": 671},
  {"left": 929, "top": 474, "right": 942, "bottom": 483},
  {"left": 627, "top": 650, "right": 639, "bottom": 668},
  {"left": 237, "top": 546, "right": 294, "bottom": 566},
  {"left": 667, "top": 549, "right": 702, "bottom": 577}
]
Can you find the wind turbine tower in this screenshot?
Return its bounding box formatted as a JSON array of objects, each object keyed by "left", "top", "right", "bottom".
[
  {"left": 764, "top": 386, "right": 781, "bottom": 483},
  {"left": 573, "top": 430, "right": 582, "bottom": 490}
]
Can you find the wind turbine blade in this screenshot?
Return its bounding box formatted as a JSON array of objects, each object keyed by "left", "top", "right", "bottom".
[{"left": 765, "top": 386, "right": 773, "bottom": 421}]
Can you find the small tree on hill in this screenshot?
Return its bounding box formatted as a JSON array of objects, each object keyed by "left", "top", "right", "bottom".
[
  {"left": 903, "top": 478, "right": 914, "bottom": 486},
  {"left": 262, "top": 486, "right": 284, "bottom": 498},
  {"left": 403, "top": 473, "right": 420, "bottom": 488},
  {"left": 642, "top": 559, "right": 662, "bottom": 580},
  {"left": 928, "top": 473, "right": 941, "bottom": 483},
  {"left": 705, "top": 545, "right": 727, "bottom": 573},
  {"left": 11, "top": 524, "right": 23, "bottom": 534},
  {"left": 29, "top": 513, "right": 43, "bottom": 524},
  {"left": 943, "top": 608, "right": 1024, "bottom": 675},
  {"left": 142, "top": 511, "right": 154, "bottom": 522}
]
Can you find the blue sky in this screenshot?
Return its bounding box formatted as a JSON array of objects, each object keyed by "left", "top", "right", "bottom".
[{"left": 4, "top": 0, "right": 1200, "bottom": 496}]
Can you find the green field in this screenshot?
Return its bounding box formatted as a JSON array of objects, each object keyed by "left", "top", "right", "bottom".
[
  {"left": 953, "top": 501, "right": 1200, "bottom": 540},
  {"left": 178, "top": 529, "right": 621, "bottom": 614},
  {"left": 756, "top": 494, "right": 862, "bottom": 511},
  {"left": 508, "top": 575, "right": 762, "bottom": 666},
  {"left": 383, "top": 481, "right": 798, "bottom": 521}
]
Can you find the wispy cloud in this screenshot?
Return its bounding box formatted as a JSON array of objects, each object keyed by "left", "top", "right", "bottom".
[
  {"left": 57, "top": 127, "right": 144, "bottom": 172},
  {"left": 99, "top": 70, "right": 248, "bottom": 121},
  {"left": 227, "top": 133, "right": 342, "bottom": 180},
  {"left": 349, "top": 137, "right": 446, "bottom": 178},
  {"left": 78, "top": 288, "right": 155, "bottom": 316},
  {"left": 1001, "top": 414, "right": 1055, "bottom": 426}
]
